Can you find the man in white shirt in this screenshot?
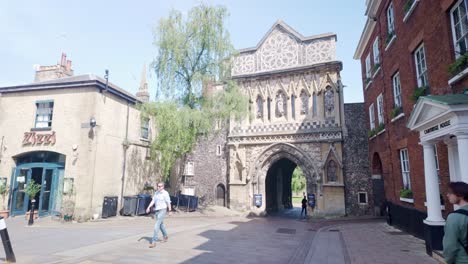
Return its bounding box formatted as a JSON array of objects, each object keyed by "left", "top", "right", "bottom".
[{"left": 146, "top": 182, "right": 172, "bottom": 248}]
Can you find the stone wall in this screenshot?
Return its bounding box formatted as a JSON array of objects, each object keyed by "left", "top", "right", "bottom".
[
  {"left": 184, "top": 128, "right": 228, "bottom": 206},
  {"left": 343, "top": 103, "right": 373, "bottom": 216}
]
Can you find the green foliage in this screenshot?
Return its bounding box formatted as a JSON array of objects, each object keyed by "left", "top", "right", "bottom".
[
  {"left": 386, "top": 31, "right": 395, "bottom": 45},
  {"left": 291, "top": 167, "right": 306, "bottom": 194},
  {"left": 24, "top": 179, "right": 41, "bottom": 200},
  {"left": 390, "top": 106, "right": 402, "bottom": 119},
  {"left": 368, "top": 129, "right": 376, "bottom": 138},
  {"left": 403, "top": 0, "right": 415, "bottom": 14},
  {"left": 448, "top": 53, "right": 468, "bottom": 76},
  {"left": 372, "top": 63, "right": 380, "bottom": 74},
  {"left": 145, "top": 4, "right": 249, "bottom": 180},
  {"left": 400, "top": 188, "right": 413, "bottom": 199},
  {"left": 0, "top": 184, "right": 8, "bottom": 210},
  {"left": 410, "top": 86, "right": 428, "bottom": 102},
  {"left": 377, "top": 123, "right": 385, "bottom": 132},
  {"left": 153, "top": 4, "right": 235, "bottom": 109}
]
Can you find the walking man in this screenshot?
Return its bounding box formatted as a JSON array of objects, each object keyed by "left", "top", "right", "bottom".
[
  {"left": 300, "top": 194, "right": 308, "bottom": 219},
  {"left": 443, "top": 182, "right": 468, "bottom": 263},
  {"left": 146, "top": 182, "right": 172, "bottom": 248}
]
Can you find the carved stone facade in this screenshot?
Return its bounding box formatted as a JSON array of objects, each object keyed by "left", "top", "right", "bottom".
[
  {"left": 185, "top": 21, "right": 371, "bottom": 216},
  {"left": 228, "top": 21, "right": 348, "bottom": 216}
]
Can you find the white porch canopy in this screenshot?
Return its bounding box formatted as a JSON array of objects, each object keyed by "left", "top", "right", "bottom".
[{"left": 407, "top": 93, "right": 468, "bottom": 226}]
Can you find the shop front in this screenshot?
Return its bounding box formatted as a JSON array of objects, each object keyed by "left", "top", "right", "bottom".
[{"left": 10, "top": 151, "right": 65, "bottom": 217}]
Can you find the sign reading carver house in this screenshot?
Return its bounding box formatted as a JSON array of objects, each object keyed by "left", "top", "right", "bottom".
[
  {"left": 424, "top": 120, "right": 451, "bottom": 135},
  {"left": 22, "top": 131, "right": 56, "bottom": 145}
]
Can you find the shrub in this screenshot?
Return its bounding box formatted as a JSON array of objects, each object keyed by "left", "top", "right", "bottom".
[
  {"left": 448, "top": 53, "right": 468, "bottom": 76},
  {"left": 410, "top": 86, "right": 427, "bottom": 102},
  {"left": 400, "top": 188, "right": 413, "bottom": 199},
  {"left": 390, "top": 106, "right": 402, "bottom": 119},
  {"left": 404, "top": 0, "right": 415, "bottom": 14}
]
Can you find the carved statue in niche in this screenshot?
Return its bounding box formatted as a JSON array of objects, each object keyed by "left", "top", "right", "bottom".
[
  {"left": 300, "top": 91, "right": 308, "bottom": 115},
  {"left": 327, "top": 160, "right": 337, "bottom": 182},
  {"left": 256, "top": 96, "right": 263, "bottom": 118},
  {"left": 324, "top": 87, "right": 334, "bottom": 113},
  {"left": 276, "top": 92, "right": 286, "bottom": 117}
]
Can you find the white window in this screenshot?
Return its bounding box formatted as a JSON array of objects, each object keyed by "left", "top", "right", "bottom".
[
  {"left": 414, "top": 44, "right": 429, "bottom": 87},
  {"left": 358, "top": 192, "right": 368, "bottom": 204},
  {"left": 387, "top": 2, "right": 395, "bottom": 35},
  {"left": 216, "top": 145, "right": 222, "bottom": 156},
  {"left": 365, "top": 54, "right": 371, "bottom": 78},
  {"left": 377, "top": 94, "right": 384, "bottom": 125},
  {"left": 141, "top": 118, "right": 150, "bottom": 139},
  {"left": 451, "top": 0, "right": 468, "bottom": 57},
  {"left": 185, "top": 161, "right": 194, "bottom": 176},
  {"left": 369, "top": 103, "right": 375, "bottom": 130},
  {"left": 373, "top": 38, "right": 380, "bottom": 65},
  {"left": 392, "top": 72, "right": 402, "bottom": 108},
  {"left": 399, "top": 149, "right": 411, "bottom": 190},
  {"left": 35, "top": 101, "right": 54, "bottom": 128}
]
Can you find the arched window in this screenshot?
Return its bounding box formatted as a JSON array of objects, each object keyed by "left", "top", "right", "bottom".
[{"left": 327, "top": 160, "right": 337, "bottom": 182}]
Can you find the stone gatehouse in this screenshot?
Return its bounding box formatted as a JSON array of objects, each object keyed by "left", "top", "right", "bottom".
[{"left": 180, "top": 21, "right": 372, "bottom": 216}]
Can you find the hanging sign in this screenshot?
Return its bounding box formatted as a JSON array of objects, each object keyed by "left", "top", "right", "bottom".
[
  {"left": 253, "top": 194, "right": 262, "bottom": 208},
  {"left": 308, "top": 194, "right": 316, "bottom": 208},
  {"left": 22, "top": 131, "right": 56, "bottom": 146}
]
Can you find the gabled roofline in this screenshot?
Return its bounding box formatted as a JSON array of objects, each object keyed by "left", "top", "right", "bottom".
[
  {"left": 407, "top": 97, "right": 451, "bottom": 131},
  {"left": 238, "top": 20, "right": 337, "bottom": 54}
]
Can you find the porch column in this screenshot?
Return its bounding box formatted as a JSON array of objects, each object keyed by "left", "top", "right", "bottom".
[
  {"left": 422, "top": 142, "right": 445, "bottom": 224},
  {"left": 444, "top": 139, "right": 460, "bottom": 182},
  {"left": 456, "top": 133, "right": 468, "bottom": 183}
]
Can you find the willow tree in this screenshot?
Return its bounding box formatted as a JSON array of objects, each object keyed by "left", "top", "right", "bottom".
[{"left": 144, "top": 4, "right": 248, "bottom": 180}]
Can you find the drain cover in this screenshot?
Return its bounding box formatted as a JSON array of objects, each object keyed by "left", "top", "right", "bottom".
[
  {"left": 328, "top": 229, "right": 340, "bottom": 232},
  {"left": 276, "top": 228, "right": 296, "bottom": 234},
  {"left": 308, "top": 229, "right": 317, "bottom": 231}
]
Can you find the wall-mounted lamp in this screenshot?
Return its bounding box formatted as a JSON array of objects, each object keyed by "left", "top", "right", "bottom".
[{"left": 90, "top": 117, "right": 97, "bottom": 128}]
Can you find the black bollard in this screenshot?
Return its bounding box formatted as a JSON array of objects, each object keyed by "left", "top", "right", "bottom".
[
  {"left": 0, "top": 216, "right": 16, "bottom": 263},
  {"left": 28, "top": 199, "right": 35, "bottom": 226}
]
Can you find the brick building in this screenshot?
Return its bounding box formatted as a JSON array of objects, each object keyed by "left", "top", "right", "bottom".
[{"left": 355, "top": 0, "right": 468, "bottom": 255}]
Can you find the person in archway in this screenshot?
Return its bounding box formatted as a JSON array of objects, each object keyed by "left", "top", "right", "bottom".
[
  {"left": 300, "top": 194, "right": 308, "bottom": 219},
  {"left": 146, "top": 182, "right": 172, "bottom": 248}
]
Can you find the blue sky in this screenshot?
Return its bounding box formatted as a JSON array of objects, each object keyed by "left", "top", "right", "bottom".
[{"left": 0, "top": 0, "right": 367, "bottom": 103}]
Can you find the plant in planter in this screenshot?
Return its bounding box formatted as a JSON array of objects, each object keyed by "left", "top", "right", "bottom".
[
  {"left": 62, "top": 185, "right": 75, "bottom": 222},
  {"left": 403, "top": 0, "right": 415, "bottom": 14},
  {"left": 24, "top": 179, "right": 41, "bottom": 225},
  {"left": 368, "top": 129, "right": 377, "bottom": 138},
  {"left": 390, "top": 106, "right": 402, "bottom": 119},
  {"left": 0, "top": 184, "right": 9, "bottom": 218},
  {"left": 448, "top": 53, "right": 468, "bottom": 76},
  {"left": 372, "top": 63, "right": 381, "bottom": 74},
  {"left": 410, "top": 86, "right": 428, "bottom": 102},
  {"left": 400, "top": 188, "right": 413, "bottom": 199},
  {"left": 365, "top": 78, "right": 371, "bottom": 85},
  {"left": 377, "top": 123, "right": 385, "bottom": 133},
  {"left": 386, "top": 31, "right": 395, "bottom": 45}
]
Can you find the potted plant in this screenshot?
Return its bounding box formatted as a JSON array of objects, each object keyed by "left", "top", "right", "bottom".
[
  {"left": 62, "top": 185, "right": 75, "bottom": 222},
  {"left": 403, "top": 0, "right": 415, "bottom": 14},
  {"left": 448, "top": 52, "right": 468, "bottom": 76},
  {"left": 400, "top": 188, "right": 413, "bottom": 199},
  {"left": 410, "top": 86, "right": 428, "bottom": 102},
  {"left": 0, "top": 184, "right": 9, "bottom": 218},
  {"left": 390, "top": 106, "right": 402, "bottom": 119},
  {"left": 24, "top": 179, "right": 41, "bottom": 225}
]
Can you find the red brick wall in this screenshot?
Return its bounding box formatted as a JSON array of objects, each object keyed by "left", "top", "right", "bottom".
[{"left": 359, "top": 0, "right": 464, "bottom": 216}]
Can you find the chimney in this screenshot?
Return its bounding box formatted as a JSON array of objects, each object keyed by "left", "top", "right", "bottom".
[
  {"left": 66, "top": 60, "right": 72, "bottom": 71},
  {"left": 61, "top": 53, "right": 67, "bottom": 66}
]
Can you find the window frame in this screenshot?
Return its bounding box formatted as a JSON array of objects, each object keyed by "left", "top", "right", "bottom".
[
  {"left": 216, "top": 145, "right": 222, "bottom": 156},
  {"left": 140, "top": 118, "right": 150, "bottom": 140},
  {"left": 414, "top": 44, "right": 429, "bottom": 88},
  {"left": 369, "top": 103, "right": 375, "bottom": 130},
  {"left": 358, "top": 192, "right": 368, "bottom": 205},
  {"left": 450, "top": 0, "right": 468, "bottom": 57},
  {"left": 392, "top": 72, "right": 402, "bottom": 108},
  {"left": 34, "top": 100, "right": 54, "bottom": 129},
  {"left": 387, "top": 2, "right": 395, "bottom": 35},
  {"left": 185, "top": 161, "right": 194, "bottom": 176},
  {"left": 377, "top": 94, "right": 384, "bottom": 125},
  {"left": 399, "top": 148, "right": 411, "bottom": 190},
  {"left": 373, "top": 38, "right": 380, "bottom": 65},
  {"left": 365, "top": 54, "right": 372, "bottom": 78}
]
